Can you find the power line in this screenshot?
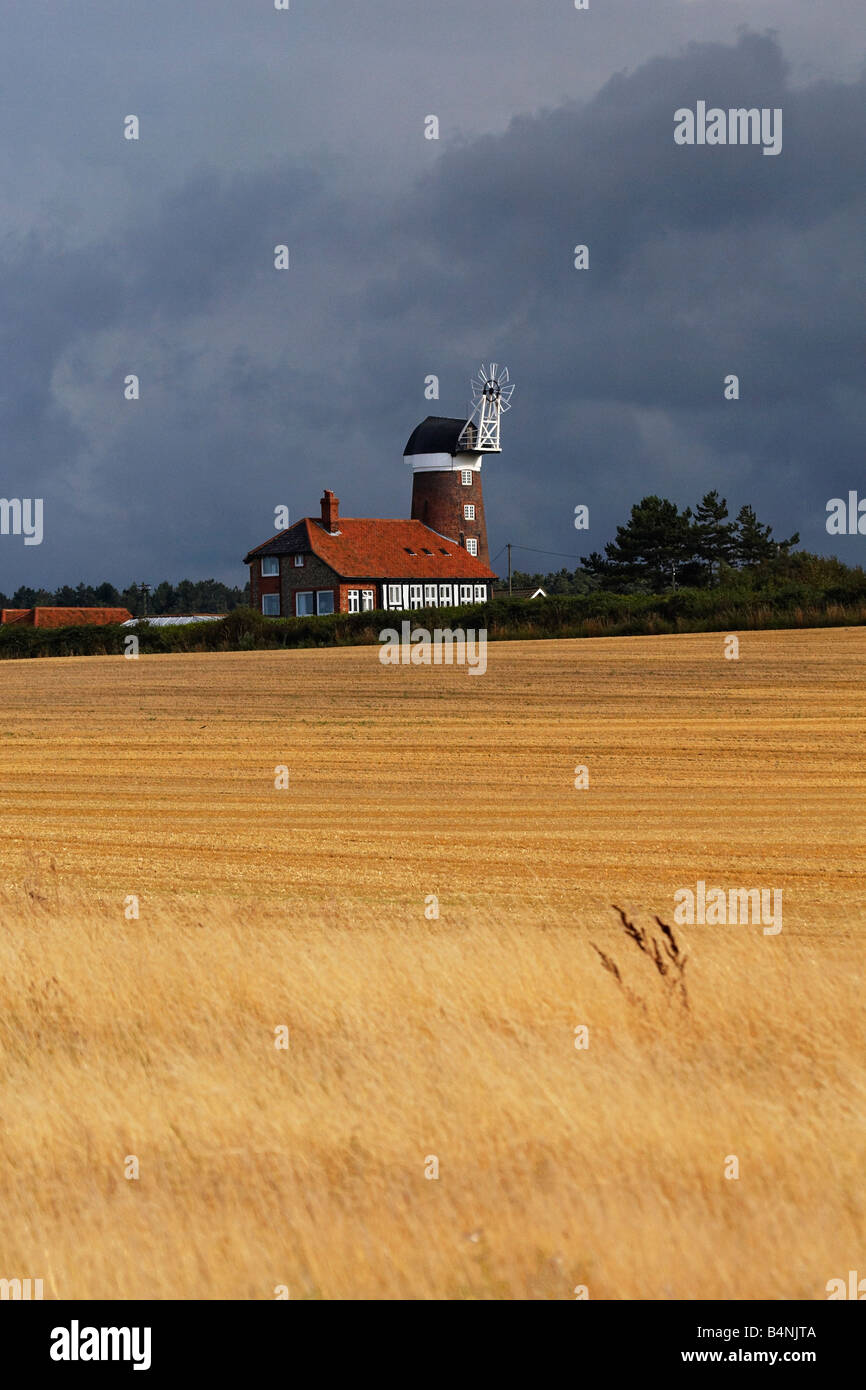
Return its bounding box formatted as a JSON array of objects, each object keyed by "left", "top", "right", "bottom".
[{"left": 506, "top": 544, "right": 585, "bottom": 563}]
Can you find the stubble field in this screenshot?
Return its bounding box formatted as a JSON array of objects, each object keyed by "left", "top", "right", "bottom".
[{"left": 0, "top": 628, "right": 863, "bottom": 1298}]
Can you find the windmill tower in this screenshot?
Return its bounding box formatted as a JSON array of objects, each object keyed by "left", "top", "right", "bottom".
[{"left": 404, "top": 365, "right": 514, "bottom": 567}]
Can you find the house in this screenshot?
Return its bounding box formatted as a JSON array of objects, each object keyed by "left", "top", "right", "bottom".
[
  {"left": 243, "top": 370, "right": 514, "bottom": 617},
  {"left": 501, "top": 587, "right": 548, "bottom": 600},
  {"left": 244, "top": 491, "right": 496, "bottom": 617},
  {"left": 1, "top": 607, "right": 132, "bottom": 627}
]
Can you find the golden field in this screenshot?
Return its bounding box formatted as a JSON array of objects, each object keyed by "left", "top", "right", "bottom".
[{"left": 0, "top": 628, "right": 864, "bottom": 1299}]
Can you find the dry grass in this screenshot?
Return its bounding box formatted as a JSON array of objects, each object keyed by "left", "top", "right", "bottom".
[{"left": 0, "top": 628, "right": 864, "bottom": 1299}]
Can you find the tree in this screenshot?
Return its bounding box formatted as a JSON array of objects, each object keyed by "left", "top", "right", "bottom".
[
  {"left": 586, "top": 496, "right": 696, "bottom": 591},
  {"left": 579, "top": 550, "right": 626, "bottom": 590},
  {"left": 693, "top": 491, "right": 734, "bottom": 582},
  {"left": 12, "top": 586, "right": 52, "bottom": 607},
  {"left": 545, "top": 567, "right": 575, "bottom": 594},
  {"left": 1, "top": 578, "right": 248, "bottom": 617},
  {"left": 53, "top": 585, "right": 80, "bottom": 607},
  {"left": 151, "top": 581, "right": 176, "bottom": 614},
  {"left": 733, "top": 505, "right": 799, "bottom": 568},
  {"left": 94, "top": 581, "right": 122, "bottom": 606},
  {"left": 121, "top": 583, "right": 143, "bottom": 617},
  {"left": 74, "top": 582, "right": 98, "bottom": 607}
]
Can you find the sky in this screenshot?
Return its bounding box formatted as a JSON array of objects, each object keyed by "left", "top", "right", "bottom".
[{"left": 1, "top": 0, "right": 864, "bottom": 590}]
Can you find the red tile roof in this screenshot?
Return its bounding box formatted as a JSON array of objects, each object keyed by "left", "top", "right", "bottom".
[
  {"left": 1, "top": 607, "right": 133, "bottom": 628},
  {"left": 245, "top": 517, "right": 496, "bottom": 580}
]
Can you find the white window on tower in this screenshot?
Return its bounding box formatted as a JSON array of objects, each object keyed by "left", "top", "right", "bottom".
[
  {"left": 362, "top": 589, "right": 375, "bottom": 611},
  {"left": 348, "top": 589, "right": 360, "bottom": 613},
  {"left": 424, "top": 584, "right": 437, "bottom": 606},
  {"left": 409, "top": 584, "right": 423, "bottom": 609},
  {"left": 262, "top": 593, "right": 280, "bottom": 616},
  {"left": 466, "top": 538, "right": 478, "bottom": 556},
  {"left": 474, "top": 584, "right": 486, "bottom": 602},
  {"left": 295, "top": 591, "right": 314, "bottom": 616},
  {"left": 463, "top": 504, "right": 475, "bottom": 521},
  {"left": 461, "top": 469, "right": 472, "bottom": 486},
  {"left": 459, "top": 584, "right": 473, "bottom": 604},
  {"left": 293, "top": 554, "right": 304, "bottom": 568},
  {"left": 261, "top": 556, "right": 279, "bottom": 576},
  {"left": 316, "top": 590, "right": 335, "bottom": 615},
  {"left": 388, "top": 584, "right": 402, "bottom": 608}
]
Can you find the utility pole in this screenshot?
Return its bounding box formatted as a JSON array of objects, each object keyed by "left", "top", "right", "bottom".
[
  {"left": 140, "top": 582, "right": 151, "bottom": 618},
  {"left": 507, "top": 543, "right": 512, "bottom": 595}
]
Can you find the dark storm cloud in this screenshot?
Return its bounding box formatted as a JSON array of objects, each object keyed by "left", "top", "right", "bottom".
[
  {"left": 359, "top": 32, "right": 866, "bottom": 560},
  {"left": 0, "top": 19, "right": 863, "bottom": 589}
]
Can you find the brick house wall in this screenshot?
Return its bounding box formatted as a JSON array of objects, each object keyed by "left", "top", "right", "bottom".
[
  {"left": 249, "top": 558, "right": 492, "bottom": 617},
  {"left": 251, "top": 555, "right": 381, "bottom": 616},
  {"left": 337, "top": 582, "right": 379, "bottom": 612},
  {"left": 249, "top": 559, "right": 280, "bottom": 613},
  {"left": 279, "top": 552, "right": 341, "bottom": 615}
]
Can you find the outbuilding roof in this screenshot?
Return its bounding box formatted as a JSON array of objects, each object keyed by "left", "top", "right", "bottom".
[{"left": 1, "top": 607, "right": 133, "bottom": 628}]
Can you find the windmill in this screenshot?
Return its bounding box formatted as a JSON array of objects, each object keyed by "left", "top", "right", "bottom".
[
  {"left": 458, "top": 364, "right": 515, "bottom": 452},
  {"left": 403, "top": 363, "right": 515, "bottom": 568}
]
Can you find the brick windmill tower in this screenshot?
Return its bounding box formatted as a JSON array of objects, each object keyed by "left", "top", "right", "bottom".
[{"left": 403, "top": 364, "right": 514, "bottom": 567}]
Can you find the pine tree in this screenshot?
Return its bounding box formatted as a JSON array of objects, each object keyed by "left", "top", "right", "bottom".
[
  {"left": 94, "top": 582, "right": 122, "bottom": 606},
  {"left": 600, "top": 496, "right": 695, "bottom": 591},
  {"left": 693, "top": 491, "right": 734, "bottom": 582},
  {"left": 733, "top": 505, "right": 799, "bottom": 567},
  {"left": 121, "top": 583, "right": 142, "bottom": 616},
  {"left": 151, "top": 581, "right": 176, "bottom": 614}
]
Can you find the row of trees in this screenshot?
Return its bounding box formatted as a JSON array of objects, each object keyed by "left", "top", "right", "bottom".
[
  {"left": 511, "top": 493, "right": 799, "bottom": 594},
  {"left": 0, "top": 579, "right": 250, "bottom": 616}
]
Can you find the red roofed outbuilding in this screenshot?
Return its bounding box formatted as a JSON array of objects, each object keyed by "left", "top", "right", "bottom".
[{"left": 1, "top": 607, "right": 133, "bottom": 628}]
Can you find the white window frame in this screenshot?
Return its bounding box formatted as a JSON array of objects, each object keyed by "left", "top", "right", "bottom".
[
  {"left": 409, "top": 584, "right": 423, "bottom": 609},
  {"left": 438, "top": 584, "right": 453, "bottom": 607},
  {"left": 474, "top": 584, "right": 486, "bottom": 602},
  {"left": 463, "top": 504, "right": 475, "bottom": 521},
  {"left": 348, "top": 589, "right": 360, "bottom": 613},
  {"left": 466, "top": 538, "right": 478, "bottom": 557},
  {"left": 261, "top": 556, "right": 279, "bottom": 577},
  {"left": 461, "top": 469, "right": 472, "bottom": 486},
  {"left": 459, "top": 584, "right": 472, "bottom": 604},
  {"left": 293, "top": 554, "right": 305, "bottom": 568},
  {"left": 424, "top": 584, "right": 437, "bottom": 606},
  {"left": 295, "top": 591, "right": 314, "bottom": 616},
  {"left": 316, "top": 590, "right": 335, "bottom": 615},
  {"left": 361, "top": 589, "right": 375, "bottom": 611},
  {"left": 387, "top": 584, "right": 402, "bottom": 608},
  {"left": 262, "top": 593, "right": 280, "bottom": 616}
]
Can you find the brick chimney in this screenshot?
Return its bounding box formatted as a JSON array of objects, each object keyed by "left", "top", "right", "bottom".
[{"left": 320, "top": 489, "right": 339, "bottom": 533}]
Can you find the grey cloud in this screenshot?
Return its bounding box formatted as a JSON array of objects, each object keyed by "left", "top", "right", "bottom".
[{"left": 0, "top": 22, "right": 863, "bottom": 590}]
